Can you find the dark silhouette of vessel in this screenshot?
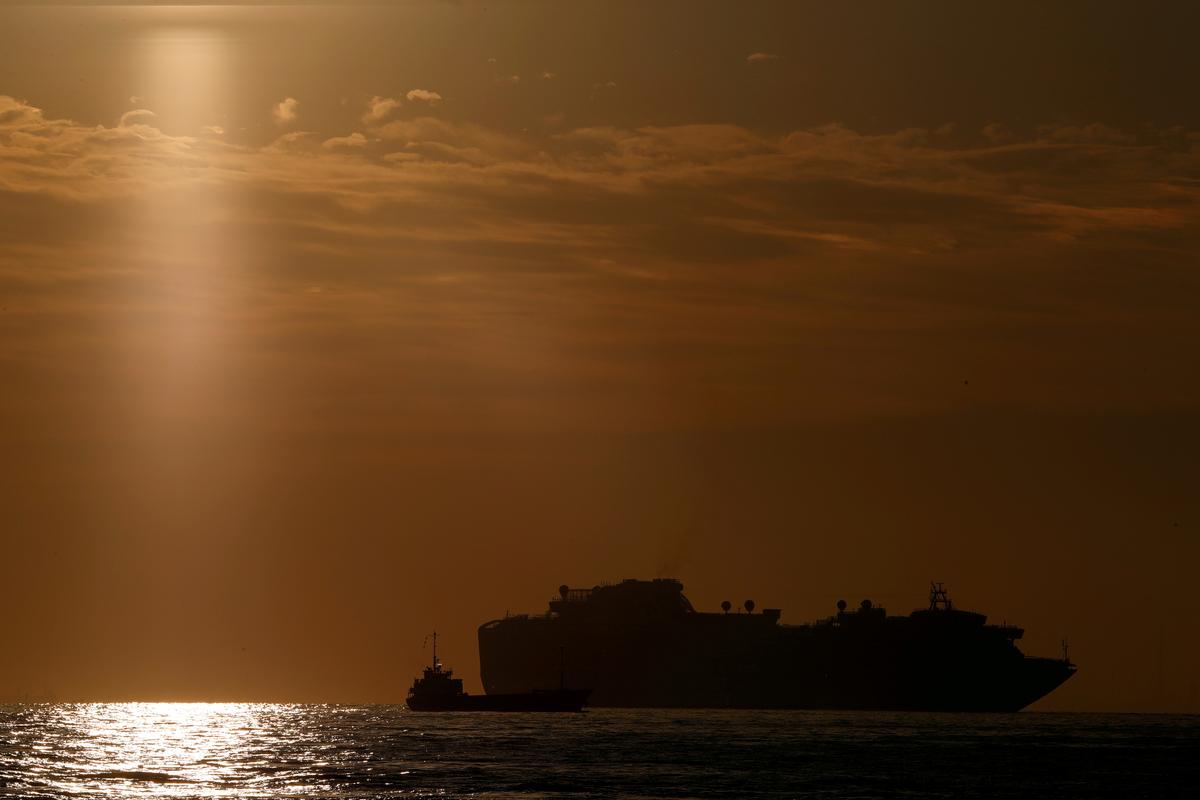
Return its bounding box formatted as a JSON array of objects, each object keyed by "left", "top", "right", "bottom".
[
  {"left": 479, "top": 579, "right": 1076, "bottom": 711},
  {"left": 406, "top": 632, "right": 590, "bottom": 712}
]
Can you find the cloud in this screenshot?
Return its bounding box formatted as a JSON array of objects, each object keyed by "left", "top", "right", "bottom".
[
  {"left": 0, "top": 95, "right": 43, "bottom": 127},
  {"left": 405, "top": 89, "right": 442, "bottom": 106},
  {"left": 746, "top": 52, "right": 780, "bottom": 63},
  {"left": 981, "top": 123, "right": 1013, "bottom": 144},
  {"left": 363, "top": 95, "right": 401, "bottom": 124},
  {"left": 494, "top": 74, "right": 520, "bottom": 85},
  {"left": 0, "top": 97, "right": 207, "bottom": 202},
  {"left": 266, "top": 130, "right": 320, "bottom": 153},
  {"left": 202, "top": 125, "right": 225, "bottom": 137},
  {"left": 3, "top": 94, "right": 1196, "bottom": 275},
  {"left": 589, "top": 81, "right": 618, "bottom": 102},
  {"left": 272, "top": 97, "right": 299, "bottom": 125},
  {"left": 1041, "top": 122, "right": 1137, "bottom": 144},
  {"left": 128, "top": 95, "right": 142, "bottom": 105},
  {"left": 370, "top": 116, "right": 532, "bottom": 165},
  {"left": 118, "top": 108, "right": 156, "bottom": 128},
  {"left": 542, "top": 71, "right": 557, "bottom": 80},
  {"left": 322, "top": 132, "right": 368, "bottom": 149},
  {"left": 3, "top": 92, "right": 1198, "bottom": 430}
]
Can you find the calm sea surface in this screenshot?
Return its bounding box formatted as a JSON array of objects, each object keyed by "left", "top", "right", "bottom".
[{"left": 1, "top": 705, "right": 1195, "bottom": 799}]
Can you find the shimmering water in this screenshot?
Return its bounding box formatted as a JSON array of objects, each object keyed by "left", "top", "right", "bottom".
[{"left": 1, "top": 705, "right": 1195, "bottom": 799}]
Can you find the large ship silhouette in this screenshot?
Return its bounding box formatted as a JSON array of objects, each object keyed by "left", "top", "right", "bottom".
[{"left": 479, "top": 579, "right": 1076, "bottom": 711}]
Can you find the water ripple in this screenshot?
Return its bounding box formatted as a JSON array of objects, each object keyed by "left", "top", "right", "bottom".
[{"left": 0, "top": 705, "right": 1196, "bottom": 798}]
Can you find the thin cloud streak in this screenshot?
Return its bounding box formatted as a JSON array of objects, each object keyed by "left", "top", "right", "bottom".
[{"left": 405, "top": 89, "right": 442, "bottom": 105}]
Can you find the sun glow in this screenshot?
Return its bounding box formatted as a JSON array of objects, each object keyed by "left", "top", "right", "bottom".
[
  {"left": 103, "top": 15, "right": 262, "bottom": 574},
  {"left": 123, "top": 20, "right": 244, "bottom": 456},
  {"left": 135, "top": 20, "right": 232, "bottom": 135}
]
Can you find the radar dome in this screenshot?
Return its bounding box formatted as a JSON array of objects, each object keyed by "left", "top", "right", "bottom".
[
  {"left": 836, "top": 599, "right": 847, "bottom": 611},
  {"left": 744, "top": 599, "right": 756, "bottom": 614}
]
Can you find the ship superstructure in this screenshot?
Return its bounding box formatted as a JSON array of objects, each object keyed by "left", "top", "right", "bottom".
[{"left": 478, "top": 579, "right": 1075, "bottom": 711}]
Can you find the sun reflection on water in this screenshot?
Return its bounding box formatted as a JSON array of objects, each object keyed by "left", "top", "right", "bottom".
[
  {"left": 76, "top": 704, "right": 251, "bottom": 796},
  {"left": 3, "top": 705, "right": 1196, "bottom": 798},
  {"left": 10, "top": 703, "right": 335, "bottom": 798}
]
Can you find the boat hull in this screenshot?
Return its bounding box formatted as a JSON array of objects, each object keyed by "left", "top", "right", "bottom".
[{"left": 406, "top": 689, "right": 590, "bottom": 712}]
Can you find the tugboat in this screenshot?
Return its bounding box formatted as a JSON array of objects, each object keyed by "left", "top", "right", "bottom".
[{"left": 406, "top": 632, "right": 590, "bottom": 712}]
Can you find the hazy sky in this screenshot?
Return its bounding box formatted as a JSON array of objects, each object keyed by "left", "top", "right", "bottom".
[{"left": 1, "top": 1, "right": 1197, "bottom": 710}]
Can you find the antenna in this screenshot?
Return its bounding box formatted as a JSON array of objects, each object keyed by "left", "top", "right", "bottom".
[
  {"left": 1062, "top": 636, "right": 1070, "bottom": 665},
  {"left": 432, "top": 631, "right": 438, "bottom": 670},
  {"left": 929, "top": 582, "right": 952, "bottom": 611}
]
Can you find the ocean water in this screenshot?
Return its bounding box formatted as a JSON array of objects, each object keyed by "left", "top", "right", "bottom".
[{"left": 0, "top": 705, "right": 1195, "bottom": 799}]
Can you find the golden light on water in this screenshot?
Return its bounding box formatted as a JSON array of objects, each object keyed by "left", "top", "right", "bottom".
[
  {"left": 77, "top": 704, "right": 252, "bottom": 795},
  {"left": 23, "top": 703, "right": 337, "bottom": 798}
]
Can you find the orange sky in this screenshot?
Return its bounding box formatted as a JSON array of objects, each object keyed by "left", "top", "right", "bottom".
[{"left": 1, "top": 1, "right": 1198, "bottom": 711}]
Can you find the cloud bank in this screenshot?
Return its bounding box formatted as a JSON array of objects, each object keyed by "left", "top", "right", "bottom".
[{"left": 2, "top": 94, "right": 1197, "bottom": 423}]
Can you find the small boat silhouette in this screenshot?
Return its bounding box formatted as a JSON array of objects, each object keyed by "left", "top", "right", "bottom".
[{"left": 406, "top": 632, "right": 590, "bottom": 712}]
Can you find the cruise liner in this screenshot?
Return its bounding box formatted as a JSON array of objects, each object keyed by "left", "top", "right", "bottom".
[{"left": 478, "top": 579, "right": 1076, "bottom": 711}]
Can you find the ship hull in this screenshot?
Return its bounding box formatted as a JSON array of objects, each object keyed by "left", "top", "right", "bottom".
[{"left": 407, "top": 689, "right": 590, "bottom": 712}]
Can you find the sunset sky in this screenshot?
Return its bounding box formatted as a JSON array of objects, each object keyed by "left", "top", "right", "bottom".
[{"left": 1, "top": 1, "right": 1197, "bottom": 711}]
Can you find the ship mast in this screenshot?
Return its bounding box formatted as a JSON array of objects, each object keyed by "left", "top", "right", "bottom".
[
  {"left": 432, "top": 631, "right": 438, "bottom": 671},
  {"left": 929, "top": 582, "right": 953, "bottom": 611}
]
